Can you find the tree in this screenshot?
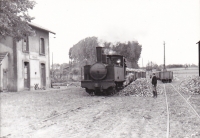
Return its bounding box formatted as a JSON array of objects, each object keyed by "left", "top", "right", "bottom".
[
  {"left": 69, "top": 36, "right": 99, "bottom": 66},
  {"left": 60, "top": 63, "right": 70, "bottom": 76},
  {"left": 166, "top": 64, "right": 184, "bottom": 68},
  {"left": 146, "top": 61, "right": 159, "bottom": 71},
  {"left": 0, "top": 0, "right": 36, "bottom": 41},
  {"left": 112, "top": 41, "right": 142, "bottom": 68},
  {"left": 69, "top": 37, "right": 142, "bottom": 68}
]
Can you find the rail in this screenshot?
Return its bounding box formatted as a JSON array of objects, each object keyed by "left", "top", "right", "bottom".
[
  {"left": 164, "top": 84, "right": 170, "bottom": 138},
  {"left": 170, "top": 84, "right": 200, "bottom": 120}
]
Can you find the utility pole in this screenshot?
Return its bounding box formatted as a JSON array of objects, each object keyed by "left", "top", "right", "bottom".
[
  {"left": 163, "top": 41, "right": 166, "bottom": 71},
  {"left": 196, "top": 41, "right": 200, "bottom": 76},
  {"left": 52, "top": 52, "right": 54, "bottom": 83},
  {"left": 52, "top": 52, "right": 53, "bottom": 70},
  {"left": 142, "top": 58, "right": 143, "bottom": 68}
]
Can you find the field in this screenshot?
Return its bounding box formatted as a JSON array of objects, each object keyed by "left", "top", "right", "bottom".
[
  {"left": 168, "top": 67, "right": 198, "bottom": 80},
  {"left": 0, "top": 67, "right": 200, "bottom": 138}
]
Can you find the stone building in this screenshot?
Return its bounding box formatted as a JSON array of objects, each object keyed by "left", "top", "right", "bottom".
[{"left": 0, "top": 23, "right": 55, "bottom": 92}]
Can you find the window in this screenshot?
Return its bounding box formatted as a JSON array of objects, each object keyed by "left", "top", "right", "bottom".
[
  {"left": 111, "top": 57, "right": 123, "bottom": 67},
  {"left": 22, "top": 37, "right": 29, "bottom": 52},
  {"left": 40, "top": 38, "right": 45, "bottom": 55}
]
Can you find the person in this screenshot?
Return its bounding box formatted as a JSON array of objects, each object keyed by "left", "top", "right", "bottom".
[{"left": 151, "top": 73, "right": 157, "bottom": 98}]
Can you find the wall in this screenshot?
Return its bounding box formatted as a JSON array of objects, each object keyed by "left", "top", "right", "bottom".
[
  {"left": 0, "top": 54, "right": 8, "bottom": 91},
  {"left": 16, "top": 27, "right": 51, "bottom": 91},
  {"left": 0, "top": 26, "right": 51, "bottom": 92},
  {"left": 0, "top": 37, "right": 18, "bottom": 91}
]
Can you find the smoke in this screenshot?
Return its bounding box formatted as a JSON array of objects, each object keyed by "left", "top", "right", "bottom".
[
  {"left": 97, "top": 26, "right": 147, "bottom": 46},
  {"left": 103, "top": 49, "right": 117, "bottom": 55}
]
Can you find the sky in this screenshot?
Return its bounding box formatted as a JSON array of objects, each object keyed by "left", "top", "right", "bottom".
[{"left": 29, "top": 0, "right": 200, "bottom": 67}]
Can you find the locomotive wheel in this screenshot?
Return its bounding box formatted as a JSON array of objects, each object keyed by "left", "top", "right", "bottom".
[
  {"left": 94, "top": 89, "right": 102, "bottom": 96},
  {"left": 107, "top": 87, "right": 116, "bottom": 95},
  {"left": 85, "top": 88, "right": 94, "bottom": 95}
]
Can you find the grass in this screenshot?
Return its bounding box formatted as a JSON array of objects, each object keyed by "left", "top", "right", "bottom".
[{"left": 167, "top": 67, "right": 198, "bottom": 80}]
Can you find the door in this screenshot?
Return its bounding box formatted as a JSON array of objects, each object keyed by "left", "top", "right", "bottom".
[
  {"left": 24, "top": 62, "right": 30, "bottom": 89},
  {"left": 3, "top": 70, "right": 7, "bottom": 90},
  {"left": 40, "top": 63, "right": 46, "bottom": 87}
]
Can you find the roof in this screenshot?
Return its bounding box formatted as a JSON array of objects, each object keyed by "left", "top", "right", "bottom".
[
  {"left": 28, "top": 22, "right": 56, "bottom": 34},
  {"left": 0, "top": 52, "right": 8, "bottom": 64}
]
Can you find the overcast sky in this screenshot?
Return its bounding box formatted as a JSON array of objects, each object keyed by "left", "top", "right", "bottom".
[{"left": 29, "top": 0, "right": 200, "bottom": 67}]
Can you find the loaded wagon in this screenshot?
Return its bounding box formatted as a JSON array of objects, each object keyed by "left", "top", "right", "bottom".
[
  {"left": 136, "top": 71, "right": 142, "bottom": 79},
  {"left": 141, "top": 71, "right": 146, "bottom": 78},
  {"left": 155, "top": 72, "right": 160, "bottom": 80},
  {"left": 159, "top": 71, "right": 173, "bottom": 83}
]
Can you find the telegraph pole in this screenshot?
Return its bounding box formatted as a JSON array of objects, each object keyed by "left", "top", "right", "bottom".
[
  {"left": 142, "top": 58, "right": 143, "bottom": 68},
  {"left": 52, "top": 52, "right": 53, "bottom": 69},
  {"left": 163, "top": 41, "right": 166, "bottom": 71},
  {"left": 197, "top": 41, "right": 200, "bottom": 76}
]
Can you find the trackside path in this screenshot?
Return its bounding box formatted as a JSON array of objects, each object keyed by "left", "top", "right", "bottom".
[
  {"left": 163, "top": 84, "right": 170, "bottom": 138},
  {"left": 164, "top": 84, "right": 200, "bottom": 138},
  {"left": 171, "top": 84, "right": 200, "bottom": 120}
]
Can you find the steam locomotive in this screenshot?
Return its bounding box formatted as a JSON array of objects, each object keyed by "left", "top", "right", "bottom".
[{"left": 81, "top": 47, "right": 146, "bottom": 95}]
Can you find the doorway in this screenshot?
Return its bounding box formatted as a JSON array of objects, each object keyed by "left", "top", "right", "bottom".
[
  {"left": 3, "top": 69, "right": 7, "bottom": 90},
  {"left": 40, "top": 63, "right": 46, "bottom": 87},
  {"left": 24, "top": 62, "right": 30, "bottom": 89}
]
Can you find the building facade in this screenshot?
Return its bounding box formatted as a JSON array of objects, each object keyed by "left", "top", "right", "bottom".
[{"left": 0, "top": 23, "right": 55, "bottom": 92}]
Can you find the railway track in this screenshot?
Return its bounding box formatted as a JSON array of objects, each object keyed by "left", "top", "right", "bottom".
[
  {"left": 170, "top": 84, "right": 200, "bottom": 120},
  {"left": 163, "top": 84, "right": 170, "bottom": 138},
  {"left": 163, "top": 83, "right": 200, "bottom": 138}
]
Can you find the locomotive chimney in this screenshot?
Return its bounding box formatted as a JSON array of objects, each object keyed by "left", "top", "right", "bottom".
[{"left": 96, "top": 47, "right": 102, "bottom": 62}]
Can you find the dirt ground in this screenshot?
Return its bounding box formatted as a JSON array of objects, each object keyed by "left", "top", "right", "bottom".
[
  {"left": 1, "top": 69, "right": 200, "bottom": 138},
  {"left": 0, "top": 86, "right": 167, "bottom": 138}
]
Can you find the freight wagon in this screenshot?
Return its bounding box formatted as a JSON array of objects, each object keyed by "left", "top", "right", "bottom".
[
  {"left": 159, "top": 71, "right": 173, "bottom": 83},
  {"left": 154, "top": 71, "right": 173, "bottom": 83}
]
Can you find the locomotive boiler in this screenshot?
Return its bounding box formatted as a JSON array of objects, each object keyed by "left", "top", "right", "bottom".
[{"left": 81, "top": 47, "right": 126, "bottom": 95}]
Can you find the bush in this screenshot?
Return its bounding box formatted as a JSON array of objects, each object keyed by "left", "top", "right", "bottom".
[{"left": 72, "top": 68, "right": 80, "bottom": 75}]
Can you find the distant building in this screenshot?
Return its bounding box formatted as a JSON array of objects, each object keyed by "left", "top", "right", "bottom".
[{"left": 0, "top": 23, "right": 55, "bottom": 92}]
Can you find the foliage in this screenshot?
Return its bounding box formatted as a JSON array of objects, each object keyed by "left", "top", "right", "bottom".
[
  {"left": 50, "top": 63, "right": 82, "bottom": 82},
  {"left": 69, "top": 37, "right": 142, "bottom": 68},
  {"left": 190, "top": 64, "right": 198, "bottom": 67},
  {"left": 52, "top": 63, "right": 61, "bottom": 70},
  {"left": 146, "top": 61, "right": 159, "bottom": 71},
  {"left": 52, "top": 69, "right": 62, "bottom": 79},
  {"left": 112, "top": 41, "right": 142, "bottom": 68},
  {"left": 166, "top": 64, "right": 184, "bottom": 68},
  {"left": 145, "top": 63, "right": 196, "bottom": 70},
  {"left": 0, "top": 0, "right": 36, "bottom": 41},
  {"left": 72, "top": 68, "right": 80, "bottom": 75},
  {"left": 60, "top": 63, "right": 70, "bottom": 75},
  {"left": 69, "top": 36, "right": 99, "bottom": 66}
]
